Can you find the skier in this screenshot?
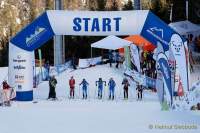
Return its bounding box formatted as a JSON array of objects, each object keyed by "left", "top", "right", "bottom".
[
  {"left": 108, "top": 78, "right": 116, "bottom": 100},
  {"left": 79, "top": 78, "right": 89, "bottom": 99},
  {"left": 48, "top": 75, "right": 57, "bottom": 100},
  {"left": 136, "top": 82, "right": 143, "bottom": 100},
  {"left": 122, "top": 77, "right": 130, "bottom": 99},
  {"left": 69, "top": 76, "right": 75, "bottom": 99},
  {"left": 96, "top": 78, "right": 106, "bottom": 99},
  {"left": 2, "top": 80, "right": 12, "bottom": 106}
]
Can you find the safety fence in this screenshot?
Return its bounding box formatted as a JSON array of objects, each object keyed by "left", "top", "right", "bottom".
[
  {"left": 33, "top": 61, "right": 71, "bottom": 88},
  {"left": 78, "top": 57, "right": 102, "bottom": 68},
  {"left": 124, "top": 68, "right": 156, "bottom": 89}
]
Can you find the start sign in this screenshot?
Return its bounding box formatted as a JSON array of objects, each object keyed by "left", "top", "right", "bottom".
[{"left": 73, "top": 17, "right": 122, "bottom": 32}]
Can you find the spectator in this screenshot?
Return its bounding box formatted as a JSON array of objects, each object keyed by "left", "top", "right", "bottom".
[{"left": 48, "top": 75, "right": 57, "bottom": 100}]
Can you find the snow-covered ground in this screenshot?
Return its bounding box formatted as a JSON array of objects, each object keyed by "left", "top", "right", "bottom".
[{"left": 0, "top": 64, "right": 200, "bottom": 133}]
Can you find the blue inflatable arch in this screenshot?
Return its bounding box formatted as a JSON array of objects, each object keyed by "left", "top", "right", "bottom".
[{"left": 9, "top": 10, "right": 188, "bottom": 101}]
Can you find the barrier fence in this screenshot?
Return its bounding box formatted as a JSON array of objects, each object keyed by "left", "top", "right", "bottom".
[{"left": 33, "top": 61, "right": 71, "bottom": 88}]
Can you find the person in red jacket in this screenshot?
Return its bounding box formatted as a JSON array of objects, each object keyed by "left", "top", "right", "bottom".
[
  {"left": 2, "top": 80, "right": 11, "bottom": 106},
  {"left": 69, "top": 76, "right": 75, "bottom": 99}
]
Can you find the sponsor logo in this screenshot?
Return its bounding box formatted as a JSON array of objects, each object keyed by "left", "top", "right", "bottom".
[
  {"left": 150, "top": 27, "right": 164, "bottom": 38},
  {"left": 13, "top": 55, "right": 26, "bottom": 63},
  {"left": 146, "top": 27, "right": 168, "bottom": 45},
  {"left": 26, "top": 26, "right": 46, "bottom": 47},
  {"left": 18, "top": 85, "right": 22, "bottom": 90},
  {"left": 13, "top": 59, "right": 26, "bottom": 63},
  {"left": 15, "top": 75, "right": 25, "bottom": 83},
  {"left": 171, "top": 41, "right": 182, "bottom": 53},
  {"left": 17, "top": 55, "right": 21, "bottom": 59},
  {"left": 161, "top": 62, "right": 170, "bottom": 79},
  {"left": 15, "top": 75, "right": 24, "bottom": 80},
  {"left": 14, "top": 65, "right": 26, "bottom": 70}
]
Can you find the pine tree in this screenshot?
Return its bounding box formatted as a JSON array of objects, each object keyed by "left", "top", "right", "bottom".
[
  {"left": 106, "top": 0, "right": 122, "bottom": 11},
  {"left": 96, "top": 0, "right": 106, "bottom": 11},
  {"left": 123, "top": 0, "right": 134, "bottom": 10}
]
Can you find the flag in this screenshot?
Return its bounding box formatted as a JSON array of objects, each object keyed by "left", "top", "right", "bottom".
[
  {"left": 130, "top": 44, "right": 140, "bottom": 72},
  {"left": 158, "top": 52, "right": 173, "bottom": 106},
  {"left": 170, "top": 34, "right": 188, "bottom": 92}
]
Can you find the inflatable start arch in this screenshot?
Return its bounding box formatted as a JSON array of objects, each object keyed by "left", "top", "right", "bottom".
[{"left": 9, "top": 10, "right": 188, "bottom": 102}]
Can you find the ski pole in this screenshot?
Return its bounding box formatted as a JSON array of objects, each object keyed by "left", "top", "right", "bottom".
[
  {"left": 94, "top": 86, "right": 97, "bottom": 99},
  {"left": 87, "top": 85, "right": 90, "bottom": 101}
]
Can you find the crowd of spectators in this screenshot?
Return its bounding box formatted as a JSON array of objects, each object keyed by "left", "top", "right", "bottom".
[{"left": 140, "top": 50, "right": 156, "bottom": 79}]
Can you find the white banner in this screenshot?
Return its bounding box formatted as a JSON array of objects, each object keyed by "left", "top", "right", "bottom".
[
  {"left": 130, "top": 44, "right": 140, "bottom": 72},
  {"left": 170, "top": 34, "right": 188, "bottom": 93},
  {"left": 47, "top": 10, "right": 148, "bottom": 36},
  {"left": 78, "top": 57, "right": 102, "bottom": 68},
  {"left": 9, "top": 43, "right": 34, "bottom": 92}
]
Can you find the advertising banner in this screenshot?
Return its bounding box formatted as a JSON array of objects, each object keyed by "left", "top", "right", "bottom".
[
  {"left": 142, "top": 11, "right": 188, "bottom": 93},
  {"left": 156, "top": 70, "right": 164, "bottom": 104},
  {"left": 157, "top": 52, "right": 173, "bottom": 105},
  {"left": 9, "top": 43, "right": 34, "bottom": 101},
  {"left": 130, "top": 44, "right": 140, "bottom": 72},
  {"left": 10, "top": 12, "right": 55, "bottom": 51},
  {"left": 170, "top": 34, "right": 188, "bottom": 92},
  {"left": 124, "top": 46, "right": 131, "bottom": 69}
]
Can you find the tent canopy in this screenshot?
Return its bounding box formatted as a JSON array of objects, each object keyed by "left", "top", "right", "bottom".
[
  {"left": 124, "top": 35, "right": 156, "bottom": 51},
  {"left": 91, "top": 35, "right": 132, "bottom": 50},
  {"left": 169, "top": 20, "right": 200, "bottom": 36}
]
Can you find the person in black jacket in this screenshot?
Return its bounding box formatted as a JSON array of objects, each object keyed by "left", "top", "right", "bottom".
[
  {"left": 136, "top": 82, "right": 143, "bottom": 101},
  {"left": 122, "top": 77, "right": 130, "bottom": 99},
  {"left": 48, "top": 75, "right": 57, "bottom": 100}
]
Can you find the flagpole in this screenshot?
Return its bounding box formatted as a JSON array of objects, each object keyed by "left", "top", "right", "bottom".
[
  {"left": 170, "top": 3, "right": 173, "bottom": 22},
  {"left": 186, "top": 0, "right": 189, "bottom": 20}
]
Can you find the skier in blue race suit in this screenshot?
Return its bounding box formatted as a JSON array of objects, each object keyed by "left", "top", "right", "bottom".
[
  {"left": 108, "top": 78, "right": 116, "bottom": 100},
  {"left": 96, "top": 78, "right": 106, "bottom": 99},
  {"left": 79, "top": 79, "right": 89, "bottom": 99}
]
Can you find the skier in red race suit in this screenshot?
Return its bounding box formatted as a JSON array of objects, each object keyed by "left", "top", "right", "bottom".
[{"left": 69, "top": 76, "right": 75, "bottom": 99}]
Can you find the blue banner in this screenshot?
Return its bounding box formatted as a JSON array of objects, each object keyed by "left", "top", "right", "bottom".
[
  {"left": 141, "top": 11, "right": 175, "bottom": 51},
  {"left": 158, "top": 53, "right": 173, "bottom": 105},
  {"left": 145, "top": 76, "right": 156, "bottom": 88},
  {"left": 10, "top": 12, "right": 55, "bottom": 51}
]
